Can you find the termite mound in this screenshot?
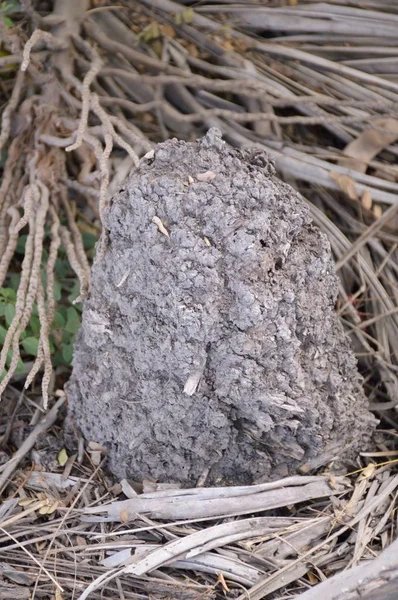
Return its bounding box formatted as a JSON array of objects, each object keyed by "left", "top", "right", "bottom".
[{"left": 67, "top": 129, "right": 377, "bottom": 485}]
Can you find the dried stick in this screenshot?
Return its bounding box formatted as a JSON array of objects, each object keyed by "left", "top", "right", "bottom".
[
  {"left": 336, "top": 202, "right": 398, "bottom": 271},
  {"left": 99, "top": 95, "right": 393, "bottom": 126},
  {"left": 297, "top": 537, "right": 398, "bottom": 600}
]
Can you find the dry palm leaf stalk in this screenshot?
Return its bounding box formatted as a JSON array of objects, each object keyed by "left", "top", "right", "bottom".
[
  {"left": 1, "top": 0, "right": 398, "bottom": 599},
  {"left": 0, "top": 460, "right": 397, "bottom": 599}
]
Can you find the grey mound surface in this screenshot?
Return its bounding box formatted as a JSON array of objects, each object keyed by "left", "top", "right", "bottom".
[{"left": 67, "top": 128, "right": 377, "bottom": 485}]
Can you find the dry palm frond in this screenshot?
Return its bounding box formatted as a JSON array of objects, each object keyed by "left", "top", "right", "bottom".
[{"left": 0, "top": 448, "right": 397, "bottom": 600}]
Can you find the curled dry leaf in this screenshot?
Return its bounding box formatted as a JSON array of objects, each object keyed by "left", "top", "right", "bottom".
[
  {"left": 75, "top": 536, "right": 87, "bottom": 547},
  {"left": 361, "top": 189, "right": 372, "bottom": 211},
  {"left": 39, "top": 500, "right": 59, "bottom": 515},
  {"left": 329, "top": 171, "right": 358, "bottom": 201},
  {"left": 340, "top": 118, "right": 398, "bottom": 173},
  {"left": 18, "top": 497, "right": 37, "bottom": 508}
]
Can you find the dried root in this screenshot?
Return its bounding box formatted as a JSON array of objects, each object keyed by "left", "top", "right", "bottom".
[{"left": 0, "top": 5, "right": 144, "bottom": 404}]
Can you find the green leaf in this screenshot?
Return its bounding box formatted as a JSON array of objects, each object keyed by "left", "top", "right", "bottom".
[
  {"left": 15, "top": 235, "right": 26, "bottom": 254},
  {"left": 62, "top": 330, "right": 71, "bottom": 344},
  {"left": 16, "top": 357, "right": 25, "bottom": 373},
  {"left": 4, "top": 303, "right": 15, "bottom": 326},
  {"left": 21, "top": 336, "right": 39, "bottom": 357},
  {"left": 58, "top": 305, "right": 68, "bottom": 320},
  {"left": 0, "top": 325, "right": 7, "bottom": 344},
  {"left": 65, "top": 306, "right": 80, "bottom": 334},
  {"left": 0, "top": 150, "right": 7, "bottom": 168},
  {"left": 9, "top": 273, "right": 20, "bottom": 290},
  {"left": 53, "top": 280, "right": 61, "bottom": 302},
  {"left": 2, "top": 15, "right": 14, "bottom": 28},
  {"left": 68, "top": 280, "right": 81, "bottom": 304},
  {"left": 0, "top": 287, "right": 16, "bottom": 301},
  {"left": 82, "top": 232, "right": 97, "bottom": 250},
  {"left": 52, "top": 349, "right": 63, "bottom": 368},
  {"left": 1, "top": 1, "right": 21, "bottom": 15},
  {"left": 55, "top": 258, "right": 69, "bottom": 280},
  {"left": 52, "top": 311, "right": 65, "bottom": 329},
  {"left": 29, "top": 315, "right": 40, "bottom": 336},
  {"left": 62, "top": 343, "right": 74, "bottom": 365}
]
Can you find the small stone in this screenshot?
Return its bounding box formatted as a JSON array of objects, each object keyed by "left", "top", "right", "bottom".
[{"left": 143, "top": 149, "right": 154, "bottom": 160}]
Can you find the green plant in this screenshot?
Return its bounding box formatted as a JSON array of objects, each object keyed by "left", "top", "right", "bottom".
[
  {"left": 0, "top": 229, "right": 97, "bottom": 383},
  {"left": 1, "top": 0, "right": 21, "bottom": 28}
]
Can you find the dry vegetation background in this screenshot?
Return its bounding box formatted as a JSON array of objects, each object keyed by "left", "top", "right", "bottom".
[{"left": 1, "top": 0, "right": 398, "bottom": 599}]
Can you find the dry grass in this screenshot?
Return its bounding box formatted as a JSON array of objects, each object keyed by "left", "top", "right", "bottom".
[{"left": 1, "top": 0, "right": 398, "bottom": 598}]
